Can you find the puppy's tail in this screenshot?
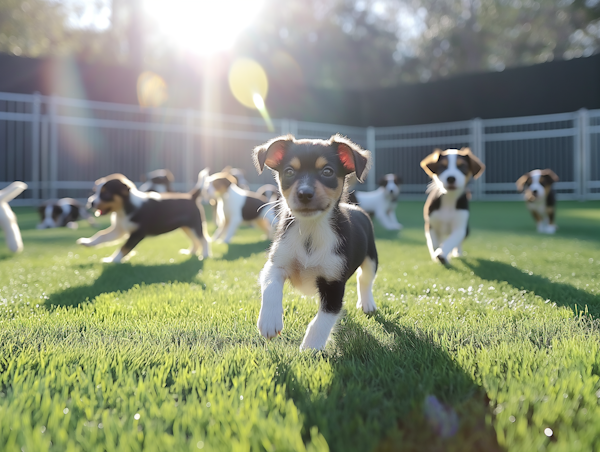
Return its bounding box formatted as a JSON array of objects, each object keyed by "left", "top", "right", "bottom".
[
  {"left": 189, "top": 168, "right": 210, "bottom": 201},
  {"left": 0, "top": 181, "right": 28, "bottom": 203}
]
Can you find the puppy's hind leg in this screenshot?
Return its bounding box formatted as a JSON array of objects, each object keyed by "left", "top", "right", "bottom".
[
  {"left": 356, "top": 257, "right": 377, "bottom": 313},
  {"left": 300, "top": 278, "right": 345, "bottom": 351}
]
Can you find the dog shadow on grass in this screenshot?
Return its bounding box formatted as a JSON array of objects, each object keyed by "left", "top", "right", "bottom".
[
  {"left": 43, "top": 257, "right": 204, "bottom": 309},
  {"left": 272, "top": 315, "right": 503, "bottom": 452},
  {"left": 462, "top": 258, "right": 600, "bottom": 318}
]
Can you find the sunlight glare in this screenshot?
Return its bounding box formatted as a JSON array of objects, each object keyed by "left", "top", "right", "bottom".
[{"left": 145, "top": 0, "right": 265, "bottom": 55}]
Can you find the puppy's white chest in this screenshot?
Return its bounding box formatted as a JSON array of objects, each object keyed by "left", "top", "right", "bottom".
[
  {"left": 527, "top": 198, "right": 546, "bottom": 216},
  {"left": 272, "top": 221, "right": 344, "bottom": 296},
  {"left": 429, "top": 208, "right": 457, "bottom": 235}
]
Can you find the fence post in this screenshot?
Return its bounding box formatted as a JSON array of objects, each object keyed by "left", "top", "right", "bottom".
[
  {"left": 49, "top": 95, "right": 58, "bottom": 199},
  {"left": 366, "top": 126, "right": 376, "bottom": 191},
  {"left": 470, "top": 118, "right": 484, "bottom": 200},
  {"left": 185, "top": 109, "right": 194, "bottom": 189},
  {"left": 31, "top": 92, "right": 41, "bottom": 201},
  {"left": 578, "top": 108, "right": 589, "bottom": 201}
]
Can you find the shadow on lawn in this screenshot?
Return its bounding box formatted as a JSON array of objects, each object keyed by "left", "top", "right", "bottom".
[
  {"left": 273, "top": 315, "right": 503, "bottom": 452},
  {"left": 221, "top": 240, "right": 271, "bottom": 261},
  {"left": 44, "top": 257, "right": 204, "bottom": 308},
  {"left": 463, "top": 258, "right": 600, "bottom": 317}
]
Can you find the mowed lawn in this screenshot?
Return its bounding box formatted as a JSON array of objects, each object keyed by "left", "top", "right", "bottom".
[{"left": 0, "top": 201, "right": 599, "bottom": 452}]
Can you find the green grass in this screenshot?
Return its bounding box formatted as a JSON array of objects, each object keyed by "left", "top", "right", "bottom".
[{"left": 0, "top": 201, "right": 599, "bottom": 452}]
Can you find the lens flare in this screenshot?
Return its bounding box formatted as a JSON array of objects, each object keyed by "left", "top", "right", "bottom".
[
  {"left": 252, "top": 93, "right": 274, "bottom": 132},
  {"left": 229, "top": 58, "right": 273, "bottom": 130},
  {"left": 137, "top": 71, "right": 168, "bottom": 108}
]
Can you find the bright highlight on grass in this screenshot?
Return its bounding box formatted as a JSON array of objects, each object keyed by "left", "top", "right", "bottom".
[{"left": 144, "top": 0, "right": 265, "bottom": 56}]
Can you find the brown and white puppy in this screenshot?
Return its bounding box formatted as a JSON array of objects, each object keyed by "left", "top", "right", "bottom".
[
  {"left": 202, "top": 171, "right": 276, "bottom": 243},
  {"left": 253, "top": 134, "right": 378, "bottom": 351},
  {"left": 420, "top": 148, "right": 485, "bottom": 265},
  {"left": 139, "top": 169, "right": 174, "bottom": 194},
  {"left": 516, "top": 169, "right": 559, "bottom": 234},
  {"left": 76, "top": 173, "right": 209, "bottom": 263},
  {"left": 37, "top": 198, "right": 96, "bottom": 229}
]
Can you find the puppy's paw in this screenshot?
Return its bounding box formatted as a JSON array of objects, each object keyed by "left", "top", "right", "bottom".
[
  {"left": 67, "top": 221, "right": 79, "bottom": 230},
  {"left": 76, "top": 237, "right": 92, "bottom": 246},
  {"left": 545, "top": 224, "right": 557, "bottom": 234},
  {"left": 433, "top": 248, "right": 449, "bottom": 265},
  {"left": 257, "top": 308, "right": 284, "bottom": 340},
  {"left": 179, "top": 248, "right": 192, "bottom": 255},
  {"left": 357, "top": 296, "right": 377, "bottom": 314},
  {"left": 101, "top": 256, "right": 117, "bottom": 263}
]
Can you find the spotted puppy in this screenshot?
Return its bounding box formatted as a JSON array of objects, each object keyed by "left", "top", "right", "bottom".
[
  {"left": 420, "top": 148, "right": 485, "bottom": 265},
  {"left": 38, "top": 198, "right": 96, "bottom": 229},
  {"left": 202, "top": 171, "right": 276, "bottom": 244},
  {"left": 516, "top": 169, "right": 559, "bottom": 234},
  {"left": 0, "top": 181, "right": 27, "bottom": 253},
  {"left": 253, "top": 134, "right": 378, "bottom": 351},
  {"left": 349, "top": 174, "right": 403, "bottom": 230},
  {"left": 139, "top": 169, "right": 174, "bottom": 193},
  {"left": 76, "top": 173, "right": 209, "bottom": 262}
]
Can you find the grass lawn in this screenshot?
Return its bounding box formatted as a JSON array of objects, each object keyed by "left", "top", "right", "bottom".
[{"left": 0, "top": 200, "right": 599, "bottom": 452}]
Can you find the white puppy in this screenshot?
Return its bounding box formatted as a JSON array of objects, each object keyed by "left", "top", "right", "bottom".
[
  {"left": 0, "top": 182, "right": 28, "bottom": 253},
  {"left": 349, "top": 174, "right": 402, "bottom": 230}
]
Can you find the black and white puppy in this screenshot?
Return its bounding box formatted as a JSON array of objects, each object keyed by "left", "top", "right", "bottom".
[
  {"left": 76, "top": 173, "right": 210, "bottom": 263},
  {"left": 139, "top": 169, "right": 174, "bottom": 193},
  {"left": 221, "top": 166, "right": 250, "bottom": 190},
  {"left": 348, "top": 174, "right": 403, "bottom": 230},
  {"left": 202, "top": 171, "right": 276, "bottom": 243},
  {"left": 420, "top": 148, "right": 485, "bottom": 265},
  {"left": 253, "top": 134, "right": 378, "bottom": 351},
  {"left": 37, "top": 198, "right": 96, "bottom": 229},
  {"left": 516, "top": 169, "right": 559, "bottom": 234}
]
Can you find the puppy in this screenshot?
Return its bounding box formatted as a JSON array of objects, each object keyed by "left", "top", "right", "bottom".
[
  {"left": 139, "top": 169, "right": 174, "bottom": 193},
  {"left": 76, "top": 173, "right": 209, "bottom": 263},
  {"left": 348, "top": 174, "right": 403, "bottom": 230},
  {"left": 256, "top": 184, "right": 280, "bottom": 203},
  {"left": 221, "top": 166, "right": 250, "bottom": 190},
  {"left": 253, "top": 134, "right": 378, "bottom": 351},
  {"left": 0, "top": 181, "right": 27, "bottom": 253},
  {"left": 37, "top": 198, "right": 96, "bottom": 229},
  {"left": 420, "top": 148, "right": 485, "bottom": 265},
  {"left": 516, "top": 169, "right": 559, "bottom": 234},
  {"left": 202, "top": 171, "right": 276, "bottom": 243}
]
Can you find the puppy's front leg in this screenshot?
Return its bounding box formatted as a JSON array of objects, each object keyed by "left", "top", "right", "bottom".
[
  {"left": 425, "top": 225, "right": 439, "bottom": 261},
  {"left": 438, "top": 210, "right": 469, "bottom": 262},
  {"left": 222, "top": 215, "right": 242, "bottom": 244},
  {"left": 300, "top": 278, "right": 344, "bottom": 351},
  {"left": 102, "top": 230, "right": 146, "bottom": 263},
  {"left": 257, "top": 261, "right": 286, "bottom": 339},
  {"left": 77, "top": 225, "right": 126, "bottom": 247}
]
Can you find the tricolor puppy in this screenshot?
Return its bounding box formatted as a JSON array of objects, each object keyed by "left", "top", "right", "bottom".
[
  {"left": 253, "top": 134, "right": 378, "bottom": 351},
  {"left": 76, "top": 173, "right": 209, "bottom": 263},
  {"left": 0, "top": 181, "right": 27, "bottom": 253},
  {"left": 37, "top": 198, "right": 96, "bottom": 229},
  {"left": 202, "top": 171, "right": 276, "bottom": 243},
  {"left": 348, "top": 174, "right": 403, "bottom": 230},
  {"left": 516, "top": 169, "right": 559, "bottom": 234},
  {"left": 420, "top": 148, "right": 485, "bottom": 265},
  {"left": 221, "top": 166, "right": 250, "bottom": 190},
  {"left": 139, "top": 169, "right": 174, "bottom": 193}
]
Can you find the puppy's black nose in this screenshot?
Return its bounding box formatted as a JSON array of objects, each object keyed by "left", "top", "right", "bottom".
[
  {"left": 297, "top": 187, "right": 314, "bottom": 204},
  {"left": 532, "top": 189, "right": 538, "bottom": 196},
  {"left": 447, "top": 176, "right": 456, "bottom": 184}
]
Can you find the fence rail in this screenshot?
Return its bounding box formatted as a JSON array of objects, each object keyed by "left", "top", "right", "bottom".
[{"left": 0, "top": 91, "right": 598, "bottom": 205}]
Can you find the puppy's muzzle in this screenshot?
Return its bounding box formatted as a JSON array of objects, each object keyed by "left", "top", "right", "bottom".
[{"left": 297, "top": 186, "right": 315, "bottom": 204}]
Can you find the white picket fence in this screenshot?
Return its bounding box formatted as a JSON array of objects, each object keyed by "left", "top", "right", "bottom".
[{"left": 0, "top": 91, "right": 598, "bottom": 205}]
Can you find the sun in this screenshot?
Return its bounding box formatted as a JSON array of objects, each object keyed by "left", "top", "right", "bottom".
[{"left": 144, "top": 0, "right": 265, "bottom": 56}]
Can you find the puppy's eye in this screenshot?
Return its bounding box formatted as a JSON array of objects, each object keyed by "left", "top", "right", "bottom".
[
  {"left": 321, "top": 167, "right": 334, "bottom": 177},
  {"left": 284, "top": 168, "right": 295, "bottom": 178}
]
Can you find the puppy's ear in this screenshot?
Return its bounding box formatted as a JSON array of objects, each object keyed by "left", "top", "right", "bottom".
[
  {"left": 378, "top": 176, "right": 387, "bottom": 187},
  {"left": 458, "top": 148, "right": 485, "bottom": 179},
  {"left": 515, "top": 173, "right": 530, "bottom": 192},
  {"left": 420, "top": 149, "right": 442, "bottom": 177},
  {"left": 541, "top": 169, "right": 559, "bottom": 184},
  {"left": 164, "top": 169, "right": 175, "bottom": 182},
  {"left": 395, "top": 175, "right": 403, "bottom": 185},
  {"left": 331, "top": 134, "right": 370, "bottom": 182},
  {"left": 253, "top": 135, "right": 294, "bottom": 173}
]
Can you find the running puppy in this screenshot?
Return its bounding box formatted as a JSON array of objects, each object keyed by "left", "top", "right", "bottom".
[
  {"left": 38, "top": 198, "right": 96, "bottom": 229},
  {"left": 420, "top": 148, "right": 485, "bottom": 265},
  {"left": 0, "top": 181, "right": 27, "bottom": 253},
  {"left": 202, "top": 171, "right": 276, "bottom": 244},
  {"left": 76, "top": 173, "right": 209, "bottom": 263},
  {"left": 139, "top": 169, "right": 174, "bottom": 193},
  {"left": 253, "top": 134, "right": 378, "bottom": 351},
  {"left": 348, "top": 174, "right": 403, "bottom": 230},
  {"left": 516, "top": 169, "right": 559, "bottom": 234}
]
